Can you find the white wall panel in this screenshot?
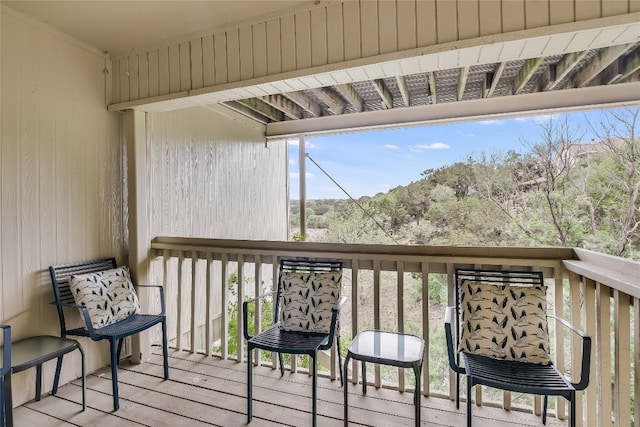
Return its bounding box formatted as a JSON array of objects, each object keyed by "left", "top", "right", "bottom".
[
  {"left": 147, "top": 107, "right": 288, "bottom": 241},
  {"left": 1, "top": 7, "right": 125, "bottom": 405}
]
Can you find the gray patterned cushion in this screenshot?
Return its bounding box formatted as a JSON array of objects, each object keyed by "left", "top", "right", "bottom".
[
  {"left": 70, "top": 266, "right": 141, "bottom": 329},
  {"left": 459, "top": 281, "right": 551, "bottom": 365},
  {"left": 279, "top": 270, "right": 342, "bottom": 333}
]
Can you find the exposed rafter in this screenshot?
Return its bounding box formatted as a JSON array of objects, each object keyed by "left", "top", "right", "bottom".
[
  {"left": 372, "top": 79, "right": 393, "bottom": 109},
  {"left": 260, "top": 94, "right": 303, "bottom": 120},
  {"left": 396, "top": 76, "right": 410, "bottom": 107},
  {"left": 542, "top": 51, "right": 588, "bottom": 90},
  {"left": 235, "top": 98, "right": 284, "bottom": 122},
  {"left": 457, "top": 66, "right": 469, "bottom": 101},
  {"left": 569, "top": 43, "right": 633, "bottom": 88},
  {"left": 594, "top": 50, "right": 640, "bottom": 85},
  {"left": 283, "top": 91, "right": 322, "bottom": 117},
  {"left": 224, "top": 101, "right": 269, "bottom": 124},
  {"left": 485, "top": 62, "right": 506, "bottom": 98},
  {"left": 334, "top": 84, "right": 364, "bottom": 112},
  {"left": 428, "top": 72, "right": 437, "bottom": 104},
  {"left": 310, "top": 87, "right": 346, "bottom": 114},
  {"left": 512, "top": 57, "right": 544, "bottom": 95}
]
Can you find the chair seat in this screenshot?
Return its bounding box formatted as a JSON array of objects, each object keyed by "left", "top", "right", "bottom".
[
  {"left": 464, "top": 353, "right": 574, "bottom": 396},
  {"left": 67, "top": 314, "right": 165, "bottom": 340},
  {"left": 248, "top": 324, "right": 330, "bottom": 354}
]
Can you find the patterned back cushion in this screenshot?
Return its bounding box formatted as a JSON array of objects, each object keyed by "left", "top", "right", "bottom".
[
  {"left": 70, "top": 266, "right": 141, "bottom": 329},
  {"left": 459, "top": 281, "right": 551, "bottom": 365},
  {"left": 279, "top": 270, "right": 342, "bottom": 333}
]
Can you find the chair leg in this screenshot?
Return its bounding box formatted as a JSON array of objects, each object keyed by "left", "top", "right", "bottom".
[
  {"left": 109, "top": 339, "right": 120, "bottom": 411},
  {"left": 35, "top": 364, "right": 42, "bottom": 401},
  {"left": 247, "top": 345, "right": 253, "bottom": 423},
  {"left": 161, "top": 319, "right": 169, "bottom": 380},
  {"left": 336, "top": 335, "right": 343, "bottom": 387},
  {"left": 116, "top": 338, "right": 124, "bottom": 363},
  {"left": 542, "top": 395, "right": 548, "bottom": 425},
  {"left": 466, "top": 378, "right": 473, "bottom": 427},
  {"left": 456, "top": 372, "right": 460, "bottom": 409},
  {"left": 4, "top": 373, "right": 13, "bottom": 427},
  {"left": 278, "top": 353, "right": 285, "bottom": 377},
  {"left": 52, "top": 356, "right": 64, "bottom": 395},
  {"left": 569, "top": 392, "right": 576, "bottom": 427},
  {"left": 311, "top": 352, "right": 317, "bottom": 427},
  {"left": 78, "top": 344, "right": 86, "bottom": 411}
]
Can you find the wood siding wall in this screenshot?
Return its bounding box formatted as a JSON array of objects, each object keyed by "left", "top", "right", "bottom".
[
  {"left": 110, "top": 0, "right": 640, "bottom": 107},
  {"left": 147, "top": 106, "right": 288, "bottom": 241},
  {"left": 1, "top": 7, "right": 125, "bottom": 404}
]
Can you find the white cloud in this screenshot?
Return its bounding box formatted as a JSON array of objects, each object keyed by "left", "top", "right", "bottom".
[
  {"left": 383, "top": 144, "right": 399, "bottom": 149},
  {"left": 480, "top": 119, "right": 506, "bottom": 125},
  {"left": 289, "top": 159, "right": 295, "bottom": 165},
  {"left": 290, "top": 172, "right": 315, "bottom": 179},
  {"left": 415, "top": 142, "right": 450, "bottom": 150},
  {"left": 287, "top": 139, "right": 318, "bottom": 149}
]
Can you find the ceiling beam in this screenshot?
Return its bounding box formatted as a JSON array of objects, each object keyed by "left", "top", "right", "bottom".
[
  {"left": 592, "top": 49, "right": 640, "bottom": 85},
  {"left": 235, "top": 98, "right": 284, "bottom": 122},
  {"left": 618, "top": 50, "right": 640, "bottom": 83},
  {"left": 283, "top": 91, "right": 322, "bottom": 117},
  {"left": 396, "top": 76, "right": 410, "bottom": 107},
  {"left": 260, "top": 94, "right": 303, "bottom": 120},
  {"left": 567, "top": 43, "right": 633, "bottom": 88},
  {"left": 485, "top": 62, "right": 506, "bottom": 98},
  {"left": 457, "top": 66, "right": 470, "bottom": 101},
  {"left": 223, "top": 101, "right": 269, "bottom": 124},
  {"left": 511, "top": 57, "right": 544, "bottom": 95},
  {"left": 542, "top": 51, "right": 589, "bottom": 90},
  {"left": 310, "top": 87, "right": 346, "bottom": 114},
  {"left": 372, "top": 79, "right": 393, "bottom": 109},
  {"left": 428, "top": 72, "right": 437, "bottom": 104},
  {"left": 266, "top": 82, "right": 640, "bottom": 139},
  {"left": 334, "top": 84, "right": 364, "bottom": 112}
]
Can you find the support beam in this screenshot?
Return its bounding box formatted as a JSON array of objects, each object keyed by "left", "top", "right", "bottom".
[
  {"left": 428, "top": 72, "right": 437, "bottom": 104},
  {"left": 236, "top": 97, "right": 284, "bottom": 122},
  {"left": 567, "top": 43, "right": 633, "bottom": 88},
  {"left": 372, "top": 79, "right": 393, "bottom": 109},
  {"left": 283, "top": 91, "right": 322, "bottom": 117},
  {"left": 457, "top": 66, "right": 470, "bottom": 101},
  {"left": 543, "top": 51, "right": 589, "bottom": 90},
  {"left": 310, "top": 87, "right": 346, "bottom": 114},
  {"left": 223, "top": 101, "right": 270, "bottom": 124},
  {"left": 596, "top": 50, "right": 640, "bottom": 85},
  {"left": 261, "top": 94, "right": 303, "bottom": 120},
  {"left": 512, "top": 57, "right": 544, "bottom": 95},
  {"left": 396, "top": 76, "right": 410, "bottom": 107},
  {"left": 298, "top": 135, "right": 306, "bottom": 239},
  {"left": 335, "top": 84, "right": 364, "bottom": 112},
  {"left": 486, "top": 62, "right": 506, "bottom": 98}
]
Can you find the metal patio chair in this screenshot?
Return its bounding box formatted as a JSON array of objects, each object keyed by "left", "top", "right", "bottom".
[
  {"left": 49, "top": 257, "right": 169, "bottom": 411},
  {"left": 244, "top": 259, "right": 345, "bottom": 427},
  {"left": 445, "top": 268, "right": 591, "bottom": 427}
]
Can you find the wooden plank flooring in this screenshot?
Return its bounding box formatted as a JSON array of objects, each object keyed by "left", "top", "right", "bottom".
[{"left": 15, "top": 349, "right": 567, "bottom": 426}]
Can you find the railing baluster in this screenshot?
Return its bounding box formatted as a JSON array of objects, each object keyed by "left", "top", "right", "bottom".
[
  {"left": 597, "top": 282, "right": 613, "bottom": 427},
  {"left": 569, "top": 271, "right": 583, "bottom": 427},
  {"left": 584, "top": 277, "right": 597, "bottom": 426},
  {"left": 221, "top": 253, "right": 229, "bottom": 360},
  {"left": 191, "top": 251, "right": 197, "bottom": 353},
  {"left": 351, "top": 258, "right": 359, "bottom": 386},
  {"left": 553, "top": 265, "right": 564, "bottom": 419},
  {"left": 177, "top": 251, "right": 184, "bottom": 351},
  {"left": 271, "top": 254, "right": 278, "bottom": 369},
  {"left": 634, "top": 296, "right": 639, "bottom": 427},
  {"left": 613, "top": 290, "right": 631, "bottom": 427},
  {"left": 373, "top": 259, "right": 381, "bottom": 389},
  {"left": 421, "top": 262, "right": 429, "bottom": 397},
  {"left": 397, "top": 260, "right": 405, "bottom": 393},
  {"left": 254, "top": 258, "right": 262, "bottom": 366},
  {"left": 205, "top": 252, "right": 213, "bottom": 357},
  {"left": 237, "top": 254, "right": 245, "bottom": 363}
]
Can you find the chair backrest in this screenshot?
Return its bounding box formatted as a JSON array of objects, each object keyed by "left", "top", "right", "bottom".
[
  {"left": 276, "top": 259, "right": 343, "bottom": 332},
  {"left": 454, "top": 268, "right": 551, "bottom": 364},
  {"left": 49, "top": 258, "right": 117, "bottom": 336}
]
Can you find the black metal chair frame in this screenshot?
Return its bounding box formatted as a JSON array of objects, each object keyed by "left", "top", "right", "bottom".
[
  {"left": 243, "top": 259, "right": 345, "bottom": 427},
  {"left": 1, "top": 325, "right": 10, "bottom": 427},
  {"left": 444, "top": 268, "right": 591, "bottom": 427},
  {"left": 49, "top": 257, "right": 169, "bottom": 411}
]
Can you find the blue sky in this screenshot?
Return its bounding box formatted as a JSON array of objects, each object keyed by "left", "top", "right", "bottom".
[{"left": 288, "top": 109, "right": 614, "bottom": 200}]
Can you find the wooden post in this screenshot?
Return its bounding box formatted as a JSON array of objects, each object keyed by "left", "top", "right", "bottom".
[{"left": 298, "top": 135, "right": 306, "bottom": 239}]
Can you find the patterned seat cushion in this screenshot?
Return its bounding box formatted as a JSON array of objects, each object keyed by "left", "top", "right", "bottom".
[
  {"left": 459, "top": 280, "right": 551, "bottom": 365},
  {"left": 70, "top": 266, "right": 141, "bottom": 329},
  {"left": 279, "top": 270, "right": 342, "bottom": 333}
]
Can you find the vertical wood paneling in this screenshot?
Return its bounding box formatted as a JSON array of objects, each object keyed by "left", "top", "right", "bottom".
[
  {"left": 602, "top": 0, "right": 629, "bottom": 16},
  {"left": 138, "top": 52, "right": 149, "bottom": 98},
  {"left": 158, "top": 47, "right": 170, "bottom": 95},
  {"left": 575, "top": 0, "right": 602, "bottom": 20},
  {"left": 239, "top": 26, "right": 254, "bottom": 81},
  {"left": 525, "top": 0, "right": 550, "bottom": 28},
  {"left": 111, "top": 58, "right": 120, "bottom": 103},
  {"left": 458, "top": 0, "right": 480, "bottom": 40},
  {"left": 118, "top": 58, "right": 130, "bottom": 102},
  {"left": 342, "top": 1, "right": 361, "bottom": 61},
  {"left": 479, "top": 0, "right": 502, "bottom": 35},
  {"left": 168, "top": 44, "right": 181, "bottom": 93},
  {"left": 266, "top": 19, "right": 282, "bottom": 75},
  {"left": 360, "top": 0, "right": 379, "bottom": 57},
  {"left": 416, "top": 0, "right": 437, "bottom": 48},
  {"left": 378, "top": 0, "right": 398, "bottom": 54},
  {"left": 202, "top": 35, "right": 215, "bottom": 87},
  {"left": 280, "top": 15, "right": 297, "bottom": 72},
  {"left": 179, "top": 42, "right": 191, "bottom": 91},
  {"left": 129, "top": 54, "right": 139, "bottom": 100},
  {"left": 227, "top": 29, "right": 241, "bottom": 82},
  {"left": 549, "top": 0, "right": 575, "bottom": 25},
  {"left": 214, "top": 33, "right": 228, "bottom": 85},
  {"left": 190, "top": 38, "right": 204, "bottom": 90},
  {"left": 148, "top": 50, "right": 159, "bottom": 97},
  {"left": 502, "top": 0, "right": 526, "bottom": 33},
  {"left": 326, "top": 2, "right": 344, "bottom": 63},
  {"left": 310, "top": 7, "right": 327, "bottom": 66},
  {"left": 435, "top": 0, "right": 457, "bottom": 43},
  {"left": 613, "top": 291, "right": 631, "bottom": 427},
  {"left": 295, "top": 11, "right": 312, "bottom": 69},
  {"left": 252, "top": 23, "right": 268, "bottom": 78},
  {"left": 397, "top": 0, "right": 417, "bottom": 50}
]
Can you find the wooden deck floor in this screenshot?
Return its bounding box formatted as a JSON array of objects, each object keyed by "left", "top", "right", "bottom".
[{"left": 14, "top": 349, "right": 567, "bottom": 426}]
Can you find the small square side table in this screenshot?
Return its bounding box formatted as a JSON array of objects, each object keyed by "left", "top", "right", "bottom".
[{"left": 343, "top": 330, "right": 425, "bottom": 427}]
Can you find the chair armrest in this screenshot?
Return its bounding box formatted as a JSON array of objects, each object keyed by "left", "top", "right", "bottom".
[
  {"left": 444, "top": 306, "right": 465, "bottom": 374},
  {"left": 136, "top": 284, "right": 166, "bottom": 316},
  {"left": 50, "top": 301, "right": 101, "bottom": 340},
  {"left": 243, "top": 291, "right": 276, "bottom": 341},
  {"left": 548, "top": 314, "right": 591, "bottom": 391},
  {"left": 1, "top": 325, "right": 10, "bottom": 374}
]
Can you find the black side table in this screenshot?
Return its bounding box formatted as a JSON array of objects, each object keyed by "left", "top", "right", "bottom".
[
  {"left": 2, "top": 335, "right": 86, "bottom": 427},
  {"left": 343, "top": 330, "right": 425, "bottom": 427}
]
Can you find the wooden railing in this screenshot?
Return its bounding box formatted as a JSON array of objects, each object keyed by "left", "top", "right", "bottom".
[{"left": 148, "top": 236, "right": 639, "bottom": 427}]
